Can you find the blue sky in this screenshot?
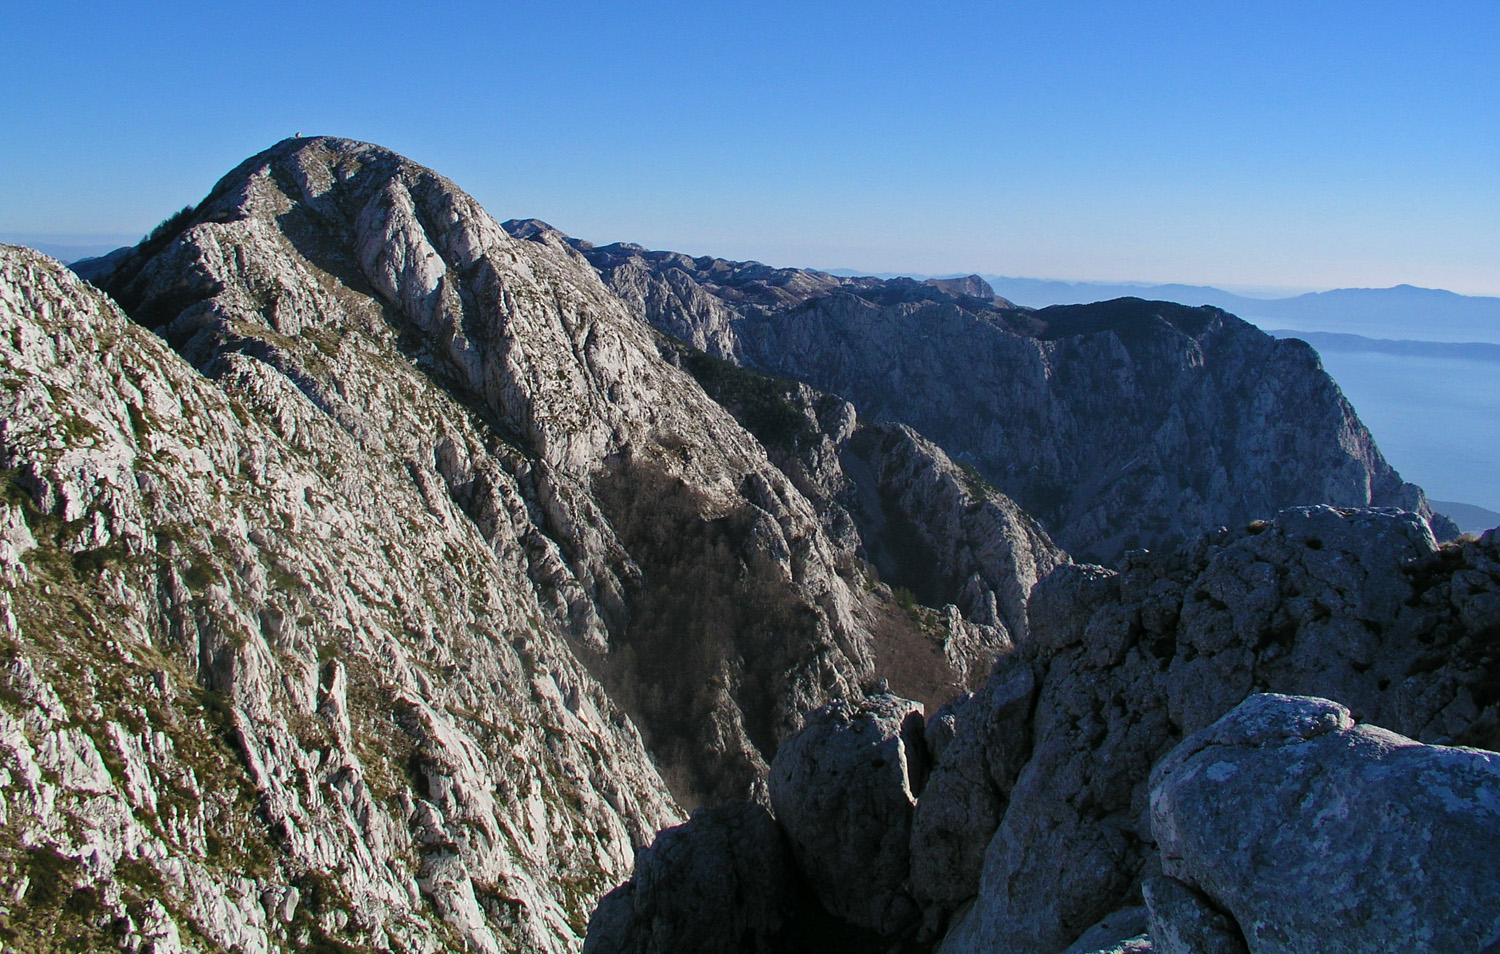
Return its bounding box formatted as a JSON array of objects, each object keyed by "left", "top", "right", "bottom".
[{"left": 3, "top": 1, "right": 1496, "bottom": 294}]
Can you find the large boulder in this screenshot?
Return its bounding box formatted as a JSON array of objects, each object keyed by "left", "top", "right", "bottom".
[
  {"left": 1150, "top": 693, "right": 1500, "bottom": 953},
  {"left": 768, "top": 693, "right": 927, "bottom": 935},
  {"left": 939, "top": 507, "right": 1500, "bottom": 954}
]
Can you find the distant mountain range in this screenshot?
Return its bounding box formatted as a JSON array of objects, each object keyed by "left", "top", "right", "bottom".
[
  {"left": 1266, "top": 330, "right": 1500, "bottom": 362},
  {"left": 823, "top": 270, "right": 1500, "bottom": 344},
  {"left": 1430, "top": 500, "right": 1500, "bottom": 534},
  {"left": 982, "top": 279, "right": 1500, "bottom": 345},
  {"left": 0, "top": 238, "right": 136, "bottom": 264},
  {"left": 15, "top": 239, "right": 1499, "bottom": 344}
]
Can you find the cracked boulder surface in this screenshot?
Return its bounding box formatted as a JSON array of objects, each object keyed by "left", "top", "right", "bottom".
[
  {"left": 1151, "top": 693, "right": 1500, "bottom": 954},
  {"left": 929, "top": 508, "right": 1500, "bottom": 954}
]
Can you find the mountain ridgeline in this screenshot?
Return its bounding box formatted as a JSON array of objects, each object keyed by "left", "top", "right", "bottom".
[
  {"left": 0, "top": 136, "right": 1482, "bottom": 954},
  {"left": 558, "top": 233, "right": 1454, "bottom": 563}
]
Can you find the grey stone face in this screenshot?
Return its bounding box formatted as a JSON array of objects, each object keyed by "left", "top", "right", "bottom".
[
  {"left": 768, "top": 693, "right": 927, "bottom": 935},
  {"left": 1141, "top": 876, "right": 1245, "bottom": 954},
  {"left": 930, "top": 508, "right": 1500, "bottom": 954},
  {"left": 1151, "top": 693, "right": 1500, "bottom": 954}
]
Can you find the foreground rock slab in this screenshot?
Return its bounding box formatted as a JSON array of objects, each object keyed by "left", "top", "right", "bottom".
[
  {"left": 768, "top": 693, "right": 927, "bottom": 935},
  {"left": 1150, "top": 693, "right": 1500, "bottom": 954}
]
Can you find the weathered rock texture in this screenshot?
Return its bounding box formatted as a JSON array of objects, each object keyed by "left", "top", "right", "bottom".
[
  {"left": 1151, "top": 693, "right": 1500, "bottom": 953},
  {"left": 930, "top": 508, "right": 1500, "bottom": 954},
  {"left": 768, "top": 694, "right": 927, "bottom": 936},
  {"left": 0, "top": 137, "right": 1074, "bottom": 953},
  {"left": 1140, "top": 877, "right": 1244, "bottom": 954},
  {"left": 0, "top": 244, "right": 680, "bottom": 953},
  {"left": 4, "top": 134, "right": 1480, "bottom": 954},
  {"left": 654, "top": 336, "right": 1067, "bottom": 699},
  {"left": 85, "top": 137, "right": 903, "bottom": 811},
  {"left": 568, "top": 238, "right": 1454, "bottom": 562}
]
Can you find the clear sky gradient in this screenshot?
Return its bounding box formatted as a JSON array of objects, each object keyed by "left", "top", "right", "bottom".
[{"left": 3, "top": 1, "right": 1496, "bottom": 294}]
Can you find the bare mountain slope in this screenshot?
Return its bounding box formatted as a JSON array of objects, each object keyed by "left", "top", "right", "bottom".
[
  {"left": 1, "top": 244, "right": 679, "bottom": 953},
  {"left": 566, "top": 239, "right": 1453, "bottom": 562},
  {"left": 81, "top": 136, "right": 900, "bottom": 812},
  {"left": 0, "top": 135, "right": 1067, "bottom": 952}
]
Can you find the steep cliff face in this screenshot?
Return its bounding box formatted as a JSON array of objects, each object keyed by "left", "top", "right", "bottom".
[
  {"left": 0, "top": 245, "right": 680, "bottom": 953},
  {"left": 570, "top": 241, "right": 1452, "bottom": 562},
  {"left": 653, "top": 339, "right": 1067, "bottom": 701}
]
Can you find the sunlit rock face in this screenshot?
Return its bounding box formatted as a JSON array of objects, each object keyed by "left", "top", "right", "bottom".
[
  {"left": 2, "top": 242, "right": 682, "bottom": 953},
  {"left": 2, "top": 135, "right": 1067, "bottom": 953}
]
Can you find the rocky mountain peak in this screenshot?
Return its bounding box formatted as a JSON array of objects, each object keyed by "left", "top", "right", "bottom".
[
  {"left": 2, "top": 133, "right": 1484, "bottom": 954},
  {"left": 922, "top": 274, "right": 1005, "bottom": 304}
]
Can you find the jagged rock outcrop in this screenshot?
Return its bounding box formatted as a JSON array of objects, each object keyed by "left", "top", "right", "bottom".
[
  {"left": 921, "top": 275, "right": 1008, "bottom": 304},
  {"left": 564, "top": 237, "right": 1453, "bottom": 562},
  {"left": 655, "top": 336, "right": 1067, "bottom": 698},
  {"left": 932, "top": 508, "right": 1499, "bottom": 954},
  {"left": 0, "top": 136, "right": 1078, "bottom": 952},
  {"left": 1150, "top": 693, "right": 1500, "bottom": 953},
  {"left": 82, "top": 136, "right": 896, "bottom": 810},
  {"left": 580, "top": 512, "right": 1497, "bottom": 954},
  {"left": 840, "top": 424, "right": 1065, "bottom": 684},
  {"left": 768, "top": 693, "right": 927, "bottom": 936},
  {"left": 9, "top": 133, "right": 1481, "bottom": 954},
  {"left": 581, "top": 802, "right": 793, "bottom": 954},
  {"left": 0, "top": 245, "right": 680, "bottom": 953}
]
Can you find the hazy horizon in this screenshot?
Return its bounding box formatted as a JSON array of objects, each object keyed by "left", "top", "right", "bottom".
[
  {"left": 2, "top": 3, "right": 1496, "bottom": 296},
  {"left": 2, "top": 230, "right": 1492, "bottom": 307}
]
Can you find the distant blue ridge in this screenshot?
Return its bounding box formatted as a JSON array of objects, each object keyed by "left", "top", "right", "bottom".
[{"left": 1267, "top": 331, "right": 1500, "bottom": 362}]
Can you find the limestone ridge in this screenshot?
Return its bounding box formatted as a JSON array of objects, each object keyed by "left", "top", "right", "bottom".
[
  {"left": 0, "top": 245, "right": 678, "bottom": 954},
  {"left": 560, "top": 236, "right": 1454, "bottom": 562},
  {"left": 1, "top": 136, "right": 1069, "bottom": 951},
  {"left": 80, "top": 136, "right": 897, "bottom": 810}
]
